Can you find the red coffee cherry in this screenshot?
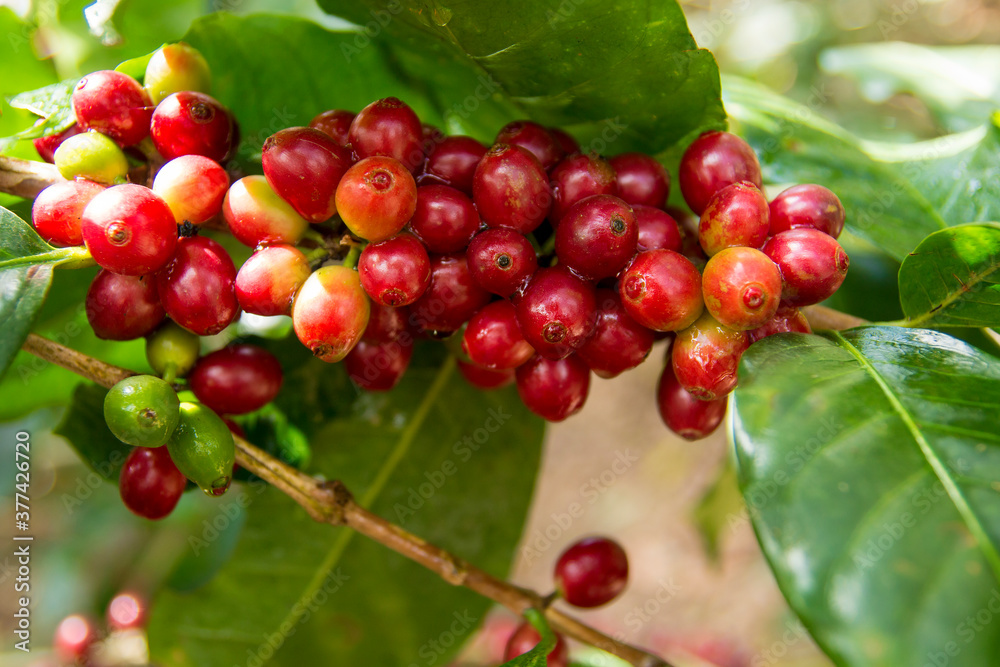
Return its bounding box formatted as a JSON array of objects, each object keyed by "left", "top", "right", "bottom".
[
  {"left": 81, "top": 184, "right": 178, "bottom": 276},
  {"left": 309, "top": 109, "right": 355, "bottom": 146},
  {"left": 609, "top": 152, "right": 670, "bottom": 208},
  {"left": 657, "top": 362, "right": 727, "bottom": 441},
  {"left": 555, "top": 194, "right": 638, "bottom": 281},
  {"left": 86, "top": 270, "right": 164, "bottom": 340},
  {"left": 344, "top": 338, "right": 413, "bottom": 391},
  {"left": 618, "top": 250, "right": 704, "bottom": 332},
  {"left": 549, "top": 127, "right": 580, "bottom": 155},
  {"left": 515, "top": 354, "right": 591, "bottom": 422},
  {"left": 702, "top": 247, "right": 783, "bottom": 331},
  {"left": 189, "top": 345, "right": 283, "bottom": 415},
  {"left": 150, "top": 91, "right": 234, "bottom": 162},
  {"left": 409, "top": 185, "right": 481, "bottom": 253},
  {"left": 769, "top": 184, "right": 845, "bottom": 238},
  {"left": 31, "top": 179, "right": 105, "bottom": 246},
  {"left": 364, "top": 303, "right": 413, "bottom": 343},
  {"left": 235, "top": 244, "right": 311, "bottom": 316},
  {"left": 457, "top": 360, "right": 515, "bottom": 390},
  {"left": 419, "top": 135, "right": 488, "bottom": 195},
  {"left": 548, "top": 152, "right": 617, "bottom": 224},
  {"left": 698, "top": 181, "right": 770, "bottom": 256},
  {"left": 156, "top": 236, "right": 239, "bottom": 336},
  {"left": 152, "top": 155, "right": 229, "bottom": 225},
  {"left": 763, "top": 228, "right": 850, "bottom": 307},
  {"left": 749, "top": 305, "right": 812, "bottom": 343},
  {"left": 473, "top": 144, "right": 551, "bottom": 233},
  {"left": 634, "top": 205, "right": 683, "bottom": 253},
  {"left": 679, "top": 131, "right": 763, "bottom": 215},
  {"left": 462, "top": 300, "right": 535, "bottom": 371},
  {"left": 54, "top": 615, "right": 98, "bottom": 663},
  {"left": 577, "top": 289, "right": 654, "bottom": 379},
  {"left": 410, "top": 252, "right": 491, "bottom": 333},
  {"left": 107, "top": 591, "right": 146, "bottom": 631},
  {"left": 348, "top": 97, "right": 424, "bottom": 171},
  {"left": 119, "top": 445, "right": 187, "bottom": 520},
  {"left": 503, "top": 622, "right": 570, "bottom": 667},
  {"left": 335, "top": 156, "right": 418, "bottom": 243},
  {"left": 466, "top": 228, "right": 538, "bottom": 297},
  {"left": 554, "top": 536, "right": 629, "bottom": 608},
  {"left": 72, "top": 70, "right": 153, "bottom": 147},
  {"left": 515, "top": 266, "right": 597, "bottom": 360},
  {"left": 262, "top": 127, "right": 352, "bottom": 222},
  {"left": 223, "top": 175, "right": 309, "bottom": 248},
  {"left": 672, "top": 312, "right": 750, "bottom": 400},
  {"left": 495, "top": 120, "right": 565, "bottom": 170},
  {"left": 292, "top": 265, "right": 370, "bottom": 363},
  {"left": 358, "top": 234, "right": 432, "bottom": 307}
]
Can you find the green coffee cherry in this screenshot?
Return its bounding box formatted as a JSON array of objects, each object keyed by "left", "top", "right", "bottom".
[
  {"left": 104, "top": 375, "right": 180, "bottom": 447},
  {"left": 54, "top": 131, "right": 129, "bottom": 184},
  {"left": 146, "top": 321, "right": 201, "bottom": 380},
  {"left": 167, "top": 402, "right": 235, "bottom": 497},
  {"left": 144, "top": 42, "right": 212, "bottom": 105}
]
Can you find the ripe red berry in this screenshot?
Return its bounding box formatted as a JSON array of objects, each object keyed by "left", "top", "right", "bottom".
[
  {"left": 679, "top": 131, "right": 763, "bottom": 215},
  {"left": 619, "top": 250, "right": 704, "bottom": 331},
  {"left": 119, "top": 445, "right": 187, "bottom": 520},
  {"left": 763, "top": 229, "right": 850, "bottom": 306},
  {"left": 358, "top": 234, "right": 431, "bottom": 306},
  {"left": 466, "top": 228, "right": 538, "bottom": 297},
  {"left": 555, "top": 194, "right": 638, "bottom": 280},
  {"left": 421, "top": 123, "right": 444, "bottom": 155},
  {"left": 495, "top": 120, "right": 565, "bottom": 170},
  {"left": 150, "top": 91, "right": 234, "bottom": 162},
  {"left": 516, "top": 267, "right": 597, "bottom": 360},
  {"left": 548, "top": 152, "right": 617, "bottom": 224},
  {"left": 72, "top": 70, "right": 152, "bottom": 147},
  {"left": 31, "top": 179, "right": 105, "bottom": 246},
  {"left": 702, "top": 247, "right": 782, "bottom": 330},
  {"left": 344, "top": 338, "right": 413, "bottom": 391},
  {"left": 223, "top": 175, "right": 309, "bottom": 247},
  {"left": 152, "top": 155, "right": 229, "bottom": 224},
  {"left": 698, "top": 181, "right": 769, "bottom": 255},
  {"left": 309, "top": 109, "right": 355, "bottom": 146},
  {"left": 33, "top": 122, "right": 81, "bottom": 163},
  {"left": 81, "top": 184, "right": 178, "bottom": 276},
  {"left": 577, "top": 289, "right": 654, "bottom": 378},
  {"left": 657, "top": 363, "right": 726, "bottom": 441},
  {"left": 419, "top": 135, "right": 487, "bottom": 195},
  {"left": 189, "top": 345, "right": 283, "bottom": 415},
  {"left": 634, "top": 205, "right": 683, "bottom": 253},
  {"left": 609, "top": 153, "right": 670, "bottom": 208},
  {"left": 749, "top": 305, "right": 812, "bottom": 343},
  {"left": 769, "top": 184, "right": 845, "bottom": 238},
  {"left": 107, "top": 591, "right": 146, "bottom": 631},
  {"left": 503, "top": 622, "right": 570, "bottom": 667},
  {"left": 262, "top": 127, "right": 352, "bottom": 222},
  {"left": 54, "top": 614, "right": 98, "bottom": 662},
  {"left": 235, "top": 244, "right": 311, "bottom": 316},
  {"left": 672, "top": 312, "right": 750, "bottom": 400},
  {"left": 554, "top": 536, "right": 629, "bottom": 607},
  {"left": 292, "top": 265, "right": 370, "bottom": 362},
  {"left": 550, "top": 127, "right": 580, "bottom": 154},
  {"left": 86, "top": 270, "right": 164, "bottom": 340},
  {"left": 462, "top": 300, "right": 535, "bottom": 370},
  {"left": 457, "top": 360, "right": 514, "bottom": 390},
  {"left": 156, "top": 236, "right": 239, "bottom": 336},
  {"left": 409, "top": 185, "right": 480, "bottom": 253},
  {"left": 515, "top": 354, "right": 591, "bottom": 422},
  {"left": 364, "top": 303, "right": 413, "bottom": 342},
  {"left": 473, "top": 144, "right": 551, "bottom": 233},
  {"left": 336, "top": 156, "right": 418, "bottom": 243},
  {"left": 411, "top": 252, "right": 491, "bottom": 333},
  {"left": 348, "top": 97, "right": 424, "bottom": 171}
]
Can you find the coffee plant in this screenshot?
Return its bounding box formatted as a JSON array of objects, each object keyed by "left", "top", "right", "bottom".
[{"left": 1, "top": 2, "right": 999, "bottom": 666}]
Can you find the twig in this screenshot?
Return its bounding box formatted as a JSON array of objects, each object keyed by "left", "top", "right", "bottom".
[
  {"left": 21, "top": 332, "right": 670, "bottom": 667},
  {"left": 802, "top": 305, "right": 868, "bottom": 331},
  {"left": 0, "top": 156, "right": 64, "bottom": 199}
]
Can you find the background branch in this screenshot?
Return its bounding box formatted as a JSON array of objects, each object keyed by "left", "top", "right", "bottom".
[{"left": 0, "top": 155, "right": 64, "bottom": 199}]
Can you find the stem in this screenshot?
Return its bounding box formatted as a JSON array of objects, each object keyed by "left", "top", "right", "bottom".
[
  {"left": 21, "top": 333, "right": 670, "bottom": 667},
  {"left": 0, "top": 155, "right": 64, "bottom": 199},
  {"left": 342, "top": 245, "right": 361, "bottom": 270},
  {"left": 802, "top": 305, "right": 868, "bottom": 331}
]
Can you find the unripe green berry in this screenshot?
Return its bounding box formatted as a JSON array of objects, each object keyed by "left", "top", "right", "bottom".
[
  {"left": 104, "top": 375, "right": 180, "bottom": 447},
  {"left": 167, "top": 402, "right": 235, "bottom": 497},
  {"left": 146, "top": 321, "right": 201, "bottom": 380},
  {"left": 54, "top": 131, "right": 128, "bottom": 184}
]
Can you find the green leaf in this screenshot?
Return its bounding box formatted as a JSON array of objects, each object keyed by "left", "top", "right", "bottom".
[
  {"left": 501, "top": 609, "right": 555, "bottom": 667},
  {"left": 692, "top": 458, "right": 743, "bottom": 562},
  {"left": 54, "top": 383, "right": 131, "bottom": 482},
  {"left": 115, "top": 49, "right": 158, "bottom": 81},
  {"left": 317, "top": 0, "right": 727, "bottom": 154},
  {"left": 899, "top": 223, "right": 1000, "bottom": 328},
  {"left": 3, "top": 79, "right": 78, "bottom": 144},
  {"left": 231, "top": 403, "right": 312, "bottom": 479},
  {"left": 148, "top": 347, "right": 546, "bottom": 667},
  {"left": 732, "top": 327, "right": 1000, "bottom": 667}
]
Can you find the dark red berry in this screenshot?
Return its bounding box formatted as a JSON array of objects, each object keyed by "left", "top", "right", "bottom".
[
  {"left": 336, "top": 156, "right": 418, "bottom": 243},
  {"left": 119, "top": 445, "right": 187, "bottom": 520},
  {"left": 235, "top": 244, "right": 311, "bottom": 316},
  {"left": 292, "top": 265, "right": 370, "bottom": 362},
  {"left": 555, "top": 536, "right": 629, "bottom": 608},
  {"left": 503, "top": 622, "right": 570, "bottom": 667},
  {"left": 152, "top": 155, "right": 229, "bottom": 225},
  {"left": 344, "top": 338, "right": 413, "bottom": 391},
  {"left": 33, "top": 122, "right": 81, "bottom": 163},
  {"left": 549, "top": 127, "right": 580, "bottom": 155},
  {"left": 473, "top": 144, "right": 551, "bottom": 233},
  {"left": 409, "top": 185, "right": 481, "bottom": 253},
  {"left": 609, "top": 153, "right": 670, "bottom": 208},
  {"left": 156, "top": 236, "right": 239, "bottom": 336},
  {"left": 358, "top": 233, "right": 432, "bottom": 306},
  {"left": 495, "top": 120, "right": 565, "bottom": 170},
  {"left": 763, "top": 229, "right": 850, "bottom": 307},
  {"left": 348, "top": 97, "right": 424, "bottom": 171},
  {"left": 262, "top": 127, "right": 352, "bottom": 222},
  {"left": 72, "top": 70, "right": 152, "bottom": 147},
  {"left": 672, "top": 312, "right": 749, "bottom": 400},
  {"left": 54, "top": 615, "right": 97, "bottom": 662},
  {"left": 457, "top": 360, "right": 514, "bottom": 390},
  {"left": 657, "top": 362, "right": 726, "bottom": 441},
  {"left": 309, "top": 109, "right": 355, "bottom": 146},
  {"left": 462, "top": 300, "right": 535, "bottom": 370},
  {"left": 411, "top": 252, "right": 491, "bottom": 333},
  {"left": 81, "top": 184, "right": 178, "bottom": 276},
  {"left": 634, "top": 205, "right": 683, "bottom": 253},
  {"left": 364, "top": 303, "right": 413, "bottom": 342},
  {"left": 107, "top": 592, "right": 146, "bottom": 631},
  {"left": 698, "top": 181, "right": 769, "bottom": 255},
  {"left": 515, "top": 354, "right": 590, "bottom": 422},
  {"left": 577, "top": 289, "right": 654, "bottom": 379},
  {"left": 419, "top": 135, "right": 487, "bottom": 195},
  {"left": 679, "top": 131, "right": 763, "bottom": 215},
  {"left": 555, "top": 194, "right": 638, "bottom": 280},
  {"left": 86, "top": 270, "right": 164, "bottom": 340},
  {"left": 466, "top": 228, "right": 538, "bottom": 297},
  {"left": 421, "top": 123, "right": 445, "bottom": 155},
  {"left": 223, "top": 175, "right": 308, "bottom": 247},
  {"left": 548, "top": 152, "right": 617, "bottom": 224},
  {"left": 31, "top": 179, "right": 104, "bottom": 246},
  {"left": 769, "top": 184, "right": 845, "bottom": 238},
  {"left": 702, "top": 247, "right": 782, "bottom": 330},
  {"left": 749, "top": 305, "right": 812, "bottom": 343},
  {"left": 619, "top": 250, "right": 703, "bottom": 331},
  {"left": 515, "top": 267, "right": 597, "bottom": 360},
  {"left": 150, "top": 91, "right": 234, "bottom": 162},
  {"left": 189, "top": 345, "right": 283, "bottom": 415}
]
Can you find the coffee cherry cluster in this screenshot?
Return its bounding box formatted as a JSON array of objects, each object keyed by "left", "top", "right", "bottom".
[{"left": 53, "top": 591, "right": 147, "bottom": 666}]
